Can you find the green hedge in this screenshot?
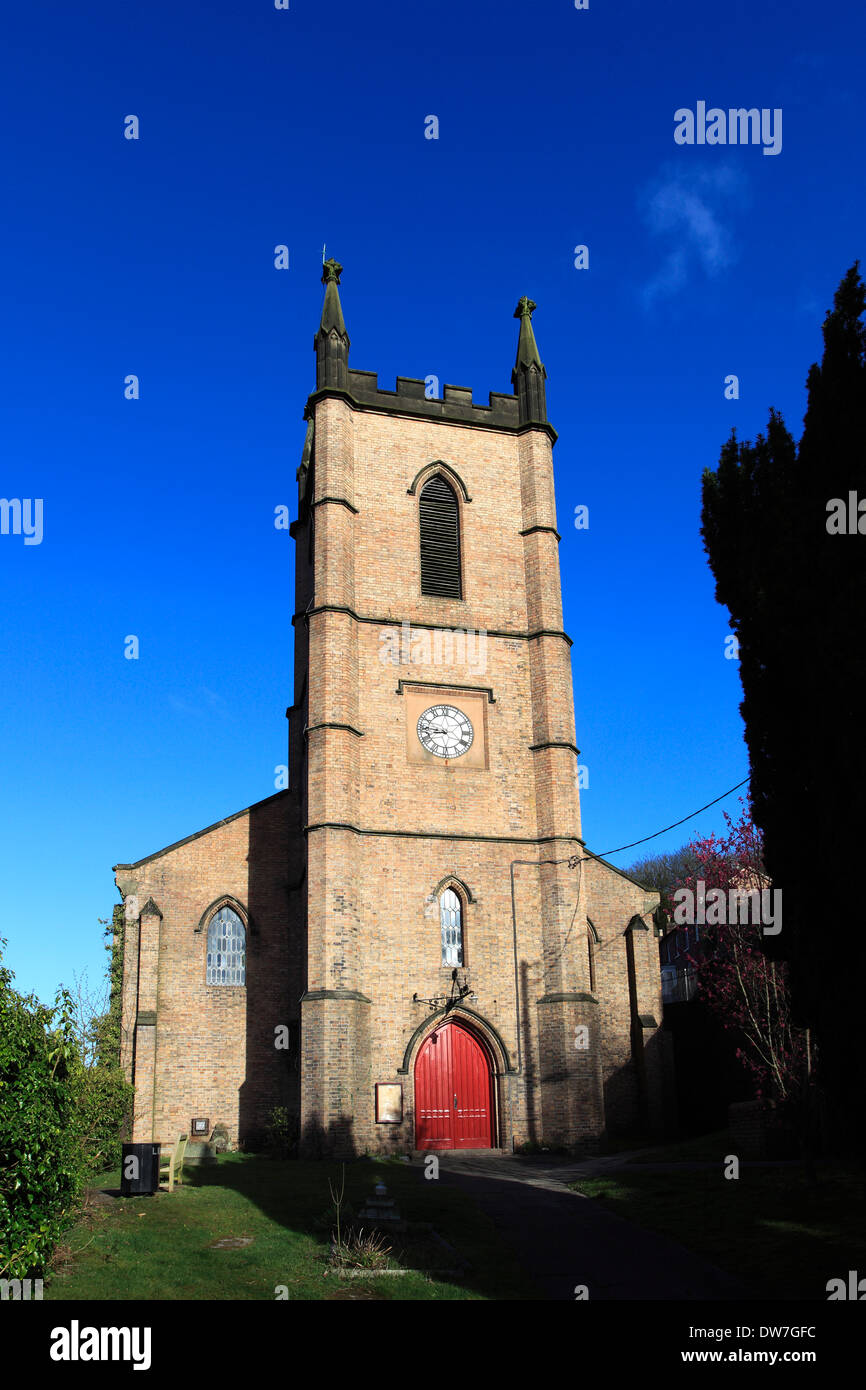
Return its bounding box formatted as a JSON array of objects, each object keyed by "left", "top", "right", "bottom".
[
  {"left": 69, "top": 1059, "right": 134, "bottom": 1177},
  {"left": 0, "top": 947, "right": 83, "bottom": 1279}
]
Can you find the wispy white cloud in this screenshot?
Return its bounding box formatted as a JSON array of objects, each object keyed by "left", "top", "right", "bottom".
[
  {"left": 639, "top": 164, "right": 743, "bottom": 308},
  {"left": 168, "top": 687, "right": 231, "bottom": 718}
]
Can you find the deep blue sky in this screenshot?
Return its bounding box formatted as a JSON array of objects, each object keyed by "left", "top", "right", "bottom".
[{"left": 2, "top": 1, "right": 862, "bottom": 1003}]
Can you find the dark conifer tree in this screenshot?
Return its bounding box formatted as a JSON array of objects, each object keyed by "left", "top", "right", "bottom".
[{"left": 701, "top": 264, "right": 866, "bottom": 1156}]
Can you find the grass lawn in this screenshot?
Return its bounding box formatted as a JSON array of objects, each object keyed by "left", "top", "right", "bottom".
[
  {"left": 571, "top": 1145, "right": 866, "bottom": 1298},
  {"left": 45, "top": 1154, "right": 539, "bottom": 1301}
]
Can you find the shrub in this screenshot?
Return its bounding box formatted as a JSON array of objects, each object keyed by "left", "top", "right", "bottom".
[
  {"left": 264, "top": 1106, "right": 298, "bottom": 1159},
  {"left": 47, "top": 913, "right": 135, "bottom": 1179},
  {"left": 0, "top": 942, "right": 83, "bottom": 1278},
  {"left": 68, "top": 1060, "right": 134, "bottom": 1177}
]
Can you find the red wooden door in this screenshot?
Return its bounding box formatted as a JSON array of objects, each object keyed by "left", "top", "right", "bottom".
[{"left": 414, "top": 1022, "right": 493, "bottom": 1150}]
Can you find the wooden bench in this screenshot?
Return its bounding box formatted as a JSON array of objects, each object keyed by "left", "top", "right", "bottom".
[{"left": 157, "top": 1133, "right": 188, "bottom": 1193}]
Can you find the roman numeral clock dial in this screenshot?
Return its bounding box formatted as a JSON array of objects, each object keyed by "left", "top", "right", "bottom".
[{"left": 416, "top": 704, "right": 474, "bottom": 759}]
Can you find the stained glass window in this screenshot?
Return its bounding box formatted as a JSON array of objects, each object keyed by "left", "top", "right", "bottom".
[
  {"left": 440, "top": 888, "right": 463, "bottom": 966},
  {"left": 206, "top": 906, "right": 246, "bottom": 986}
]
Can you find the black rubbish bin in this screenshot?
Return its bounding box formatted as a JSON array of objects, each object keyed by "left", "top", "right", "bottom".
[{"left": 120, "top": 1142, "right": 161, "bottom": 1196}]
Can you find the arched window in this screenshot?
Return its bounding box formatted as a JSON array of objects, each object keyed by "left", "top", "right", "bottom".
[
  {"left": 440, "top": 888, "right": 463, "bottom": 966},
  {"left": 419, "top": 475, "right": 461, "bottom": 598},
  {"left": 206, "top": 906, "right": 246, "bottom": 986},
  {"left": 587, "top": 920, "right": 598, "bottom": 993}
]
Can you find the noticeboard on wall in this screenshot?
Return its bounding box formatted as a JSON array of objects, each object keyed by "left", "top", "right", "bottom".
[{"left": 375, "top": 1083, "right": 403, "bottom": 1124}]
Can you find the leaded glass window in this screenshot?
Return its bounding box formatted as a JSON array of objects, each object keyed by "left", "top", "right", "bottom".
[
  {"left": 206, "top": 906, "right": 246, "bottom": 986},
  {"left": 440, "top": 888, "right": 463, "bottom": 966}
]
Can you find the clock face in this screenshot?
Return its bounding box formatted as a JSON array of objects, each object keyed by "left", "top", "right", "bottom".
[{"left": 417, "top": 704, "right": 474, "bottom": 759}]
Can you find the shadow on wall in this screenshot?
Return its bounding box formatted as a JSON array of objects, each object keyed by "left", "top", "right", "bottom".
[
  {"left": 603, "top": 1047, "right": 640, "bottom": 1137},
  {"left": 603, "top": 1025, "right": 676, "bottom": 1145},
  {"left": 519, "top": 960, "right": 539, "bottom": 1146},
  {"left": 299, "top": 1114, "right": 358, "bottom": 1160},
  {"left": 517, "top": 958, "right": 676, "bottom": 1153},
  {"left": 236, "top": 794, "right": 304, "bottom": 1151}
]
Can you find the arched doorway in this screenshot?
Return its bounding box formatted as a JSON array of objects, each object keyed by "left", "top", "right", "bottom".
[{"left": 414, "top": 1019, "right": 494, "bottom": 1150}]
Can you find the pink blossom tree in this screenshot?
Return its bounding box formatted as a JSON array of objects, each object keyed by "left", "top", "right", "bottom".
[{"left": 674, "top": 802, "right": 808, "bottom": 1106}]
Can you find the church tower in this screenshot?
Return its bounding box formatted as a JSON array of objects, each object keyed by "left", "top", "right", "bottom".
[
  {"left": 114, "top": 261, "right": 669, "bottom": 1159},
  {"left": 288, "top": 261, "right": 666, "bottom": 1155}
]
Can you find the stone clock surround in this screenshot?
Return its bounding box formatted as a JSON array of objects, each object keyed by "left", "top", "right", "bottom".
[{"left": 403, "top": 684, "right": 488, "bottom": 768}]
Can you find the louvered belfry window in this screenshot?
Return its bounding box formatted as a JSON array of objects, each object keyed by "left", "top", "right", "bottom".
[{"left": 419, "top": 475, "right": 461, "bottom": 598}]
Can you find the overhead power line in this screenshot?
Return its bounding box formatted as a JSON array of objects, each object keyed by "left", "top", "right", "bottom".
[{"left": 596, "top": 778, "right": 751, "bottom": 859}]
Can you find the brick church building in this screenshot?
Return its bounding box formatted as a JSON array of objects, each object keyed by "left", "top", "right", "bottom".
[{"left": 115, "top": 261, "right": 672, "bottom": 1156}]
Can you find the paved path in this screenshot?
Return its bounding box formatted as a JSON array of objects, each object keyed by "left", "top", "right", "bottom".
[{"left": 421, "top": 1150, "right": 753, "bottom": 1301}]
